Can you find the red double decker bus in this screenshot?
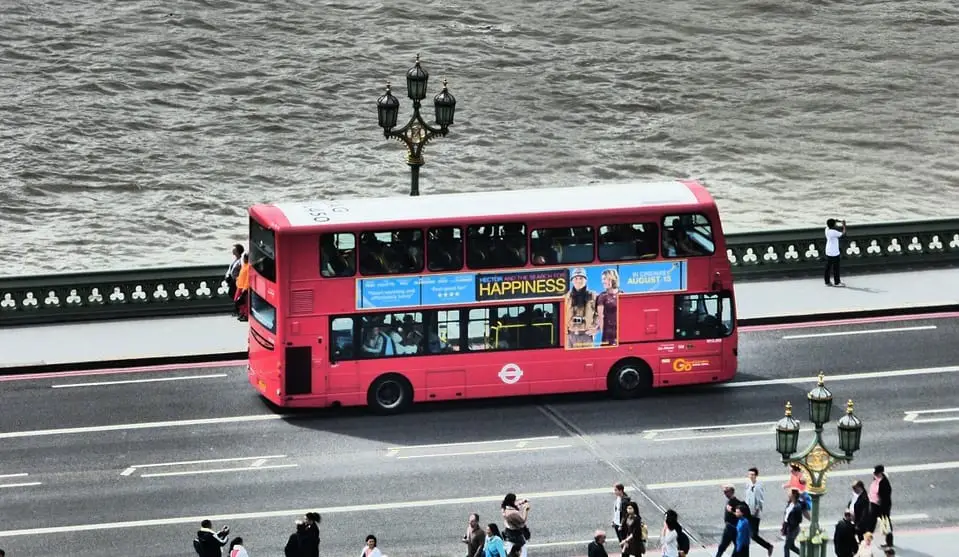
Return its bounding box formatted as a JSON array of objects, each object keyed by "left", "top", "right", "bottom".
[{"left": 246, "top": 180, "right": 737, "bottom": 413}]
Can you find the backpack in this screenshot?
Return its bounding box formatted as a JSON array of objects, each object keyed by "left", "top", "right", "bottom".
[{"left": 677, "top": 529, "right": 690, "bottom": 552}]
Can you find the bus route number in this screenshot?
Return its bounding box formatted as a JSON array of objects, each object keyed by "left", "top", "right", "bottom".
[{"left": 306, "top": 205, "right": 349, "bottom": 223}]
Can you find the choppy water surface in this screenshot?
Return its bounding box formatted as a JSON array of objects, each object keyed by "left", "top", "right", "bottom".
[{"left": 1, "top": 0, "right": 957, "bottom": 274}]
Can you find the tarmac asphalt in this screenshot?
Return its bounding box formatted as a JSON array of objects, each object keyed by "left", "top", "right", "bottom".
[{"left": 0, "top": 314, "right": 957, "bottom": 557}]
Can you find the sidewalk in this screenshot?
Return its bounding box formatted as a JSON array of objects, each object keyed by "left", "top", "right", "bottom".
[{"left": 0, "top": 268, "right": 956, "bottom": 369}]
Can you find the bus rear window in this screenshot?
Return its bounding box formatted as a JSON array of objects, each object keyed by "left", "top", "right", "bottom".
[
  {"left": 250, "top": 218, "right": 277, "bottom": 282},
  {"left": 250, "top": 291, "right": 277, "bottom": 333}
]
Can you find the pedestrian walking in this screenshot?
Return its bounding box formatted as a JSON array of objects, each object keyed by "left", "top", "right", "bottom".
[
  {"left": 462, "top": 513, "right": 486, "bottom": 557},
  {"left": 854, "top": 533, "right": 884, "bottom": 556},
  {"left": 733, "top": 505, "right": 751, "bottom": 557},
  {"left": 660, "top": 511, "right": 680, "bottom": 557},
  {"left": 869, "top": 465, "right": 893, "bottom": 548},
  {"left": 228, "top": 537, "right": 249, "bottom": 557},
  {"left": 194, "top": 520, "right": 230, "bottom": 557},
  {"left": 824, "top": 218, "right": 846, "bottom": 287},
  {"left": 234, "top": 253, "right": 251, "bottom": 321},
  {"left": 361, "top": 535, "right": 383, "bottom": 557},
  {"left": 501, "top": 493, "right": 530, "bottom": 557},
  {"left": 587, "top": 529, "right": 609, "bottom": 557},
  {"left": 302, "top": 512, "right": 320, "bottom": 557},
  {"left": 744, "top": 467, "right": 775, "bottom": 556},
  {"left": 285, "top": 520, "right": 306, "bottom": 557},
  {"left": 834, "top": 511, "right": 858, "bottom": 557},
  {"left": 715, "top": 485, "right": 743, "bottom": 557},
  {"left": 664, "top": 509, "right": 691, "bottom": 557},
  {"left": 781, "top": 489, "right": 804, "bottom": 556},
  {"left": 485, "top": 525, "right": 508, "bottom": 557},
  {"left": 848, "top": 481, "right": 871, "bottom": 542},
  {"left": 612, "top": 483, "right": 632, "bottom": 542},
  {"left": 618, "top": 501, "right": 646, "bottom": 556},
  {"left": 225, "top": 244, "right": 244, "bottom": 305}
]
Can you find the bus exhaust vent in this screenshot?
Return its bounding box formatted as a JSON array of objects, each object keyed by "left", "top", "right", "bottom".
[{"left": 291, "top": 289, "right": 314, "bottom": 315}]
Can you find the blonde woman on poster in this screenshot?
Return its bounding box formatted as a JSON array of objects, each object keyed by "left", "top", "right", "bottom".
[
  {"left": 595, "top": 268, "right": 620, "bottom": 346},
  {"left": 564, "top": 267, "right": 598, "bottom": 349}
]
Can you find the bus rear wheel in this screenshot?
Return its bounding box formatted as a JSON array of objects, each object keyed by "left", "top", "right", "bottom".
[
  {"left": 607, "top": 358, "right": 652, "bottom": 399},
  {"left": 367, "top": 374, "right": 413, "bottom": 415}
]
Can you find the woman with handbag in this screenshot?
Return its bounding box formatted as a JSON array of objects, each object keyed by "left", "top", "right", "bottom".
[
  {"left": 619, "top": 501, "right": 646, "bottom": 556},
  {"left": 501, "top": 493, "right": 530, "bottom": 557}
]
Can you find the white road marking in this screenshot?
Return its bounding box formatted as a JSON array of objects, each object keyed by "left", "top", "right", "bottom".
[
  {"left": 388, "top": 436, "right": 560, "bottom": 450},
  {"left": 0, "top": 485, "right": 636, "bottom": 537},
  {"left": 653, "top": 430, "right": 775, "bottom": 442},
  {"left": 121, "top": 455, "right": 289, "bottom": 476},
  {"left": 647, "top": 461, "right": 959, "bottom": 490},
  {"left": 250, "top": 459, "right": 268, "bottom": 468},
  {"left": 51, "top": 374, "right": 229, "bottom": 388},
  {"left": 781, "top": 325, "right": 936, "bottom": 340},
  {"left": 642, "top": 421, "right": 778, "bottom": 434},
  {"left": 396, "top": 444, "right": 574, "bottom": 459},
  {"left": 0, "top": 482, "right": 42, "bottom": 489},
  {"left": 0, "top": 473, "right": 28, "bottom": 479},
  {"left": 0, "top": 414, "right": 286, "bottom": 439},
  {"left": 723, "top": 365, "right": 959, "bottom": 389},
  {"left": 904, "top": 407, "right": 959, "bottom": 423},
  {"left": 140, "top": 464, "right": 298, "bottom": 478},
  {"left": 4, "top": 366, "right": 957, "bottom": 441}
]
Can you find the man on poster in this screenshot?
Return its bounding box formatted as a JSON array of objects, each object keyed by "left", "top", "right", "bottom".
[{"left": 564, "top": 267, "right": 599, "bottom": 349}]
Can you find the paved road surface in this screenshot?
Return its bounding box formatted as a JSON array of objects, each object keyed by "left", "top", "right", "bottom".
[{"left": 1, "top": 315, "right": 957, "bottom": 556}]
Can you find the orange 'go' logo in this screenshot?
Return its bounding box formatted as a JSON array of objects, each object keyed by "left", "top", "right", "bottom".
[{"left": 672, "top": 358, "right": 694, "bottom": 372}]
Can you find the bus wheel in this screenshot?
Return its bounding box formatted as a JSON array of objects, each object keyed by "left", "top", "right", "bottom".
[
  {"left": 368, "top": 374, "right": 413, "bottom": 415},
  {"left": 607, "top": 359, "right": 652, "bottom": 399}
]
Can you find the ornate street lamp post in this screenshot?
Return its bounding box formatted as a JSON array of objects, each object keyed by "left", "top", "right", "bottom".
[
  {"left": 376, "top": 54, "right": 457, "bottom": 196},
  {"left": 775, "top": 372, "right": 864, "bottom": 557}
]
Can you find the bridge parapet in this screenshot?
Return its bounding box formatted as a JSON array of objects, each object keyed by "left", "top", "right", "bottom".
[{"left": 2, "top": 218, "right": 958, "bottom": 327}]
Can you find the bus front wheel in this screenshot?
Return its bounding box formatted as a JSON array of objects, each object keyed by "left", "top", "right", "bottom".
[
  {"left": 368, "top": 374, "right": 413, "bottom": 415},
  {"left": 607, "top": 359, "right": 652, "bottom": 399}
]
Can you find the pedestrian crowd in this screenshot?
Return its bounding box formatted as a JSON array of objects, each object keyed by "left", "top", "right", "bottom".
[{"left": 185, "top": 464, "right": 894, "bottom": 557}]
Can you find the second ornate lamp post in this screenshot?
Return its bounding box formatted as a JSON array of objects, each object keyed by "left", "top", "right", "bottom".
[
  {"left": 376, "top": 54, "right": 457, "bottom": 196},
  {"left": 775, "top": 372, "right": 864, "bottom": 557}
]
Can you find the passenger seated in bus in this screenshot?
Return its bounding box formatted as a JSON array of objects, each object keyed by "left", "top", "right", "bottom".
[
  {"left": 387, "top": 326, "right": 419, "bottom": 355},
  {"left": 359, "top": 233, "right": 396, "bottom": 275},
  {"left": 427, "top": 331, "right": 453, "bottom": 353},
  {"left": 428, "top": 228, "right": 462, "bottom": 270},
  {"left": 393, "top": 229, "right": 423, "bottom": 272},
  {"left": 362, "top": 323, "right": 395, "bottom": 356},
  {"left": 321, "top": 235, "right": 352, "bottom": 277},
  {"left": 500, "top": 225, "right": 527, "bottom": 267}
]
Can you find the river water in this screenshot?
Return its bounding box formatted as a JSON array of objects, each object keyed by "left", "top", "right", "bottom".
[{"left": 1, "top": 0, "right": 957, "bottom": 275}]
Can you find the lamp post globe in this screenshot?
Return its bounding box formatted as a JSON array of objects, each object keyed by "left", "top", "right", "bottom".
[
  {"left": 376, "top": 82, "right": 400, "bottom": 133},
  {"left": 433, "top": 79, "right": 456, "bottom": 129},
  {"left": 775, "top": 401, "right": 801, "bottom": 460},
  {"left": 837, "top": 399, "right": 864, "bottom": 457},
  {"left": 406, "top": 54, "right": 429, "bottom": 101},
  {"left": 807, "top": 371, "right": 833, "bottom": 426}
]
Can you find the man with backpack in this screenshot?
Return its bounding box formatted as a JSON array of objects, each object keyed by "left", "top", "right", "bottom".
[{"left": 194, "top": 520, "right": 230, "bottom": 557}]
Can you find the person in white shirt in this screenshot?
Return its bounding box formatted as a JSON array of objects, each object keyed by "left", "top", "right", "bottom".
[
  {"left": 611, "top": 483, "right": 631, "bottom": 542},
  {"left": 228, "top": 537, "right": 249, "bottom": 557},
  {"left": 824, "top": 219, "right": 846, "bottom": 287}
]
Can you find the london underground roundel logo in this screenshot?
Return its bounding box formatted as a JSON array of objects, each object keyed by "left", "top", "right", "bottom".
[{"left": 499, "top": 363, "right": 523, "bottom": 384}]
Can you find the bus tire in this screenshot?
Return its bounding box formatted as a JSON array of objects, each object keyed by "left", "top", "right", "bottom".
[
  {"left": 607, "top": 358, "right": 652, "bottom": 399},
  {"left": 367, "top": 373, "right": 413, "bottom": 415}
]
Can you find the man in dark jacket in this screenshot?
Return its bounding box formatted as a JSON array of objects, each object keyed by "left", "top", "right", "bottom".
[
  {"left": 587, "top": 530, "right": 609, "bottom": 557},
  {"left": 302, "top": 512, "right": 321, "bottom": 557},
  {"left": 870, "top": 465, "right": 893, "bottom": 548},
  {"left": 194, "top": 520, "right": 230, "bottom": 557},
  {"left": 715, "top": 485, "right": 744, "bottom": 557},
  {"left": 833, "top": 511, "right": 858, "bottom": 557},
  {"left": 849, "top": 480, "right": 870, "bottom": 541}
]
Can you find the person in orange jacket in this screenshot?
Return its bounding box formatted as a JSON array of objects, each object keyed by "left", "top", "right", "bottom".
[{"left": 234, "top": 253, "right": 250, "bottom": 321}]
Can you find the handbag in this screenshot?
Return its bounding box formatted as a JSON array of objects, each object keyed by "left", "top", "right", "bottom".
[{"left": 522, "top": 526, "right": 531, "bottom": 540}]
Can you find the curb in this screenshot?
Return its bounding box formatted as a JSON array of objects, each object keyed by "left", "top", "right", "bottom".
[{"left": 737, "top": 303, "right": 958, "bottom": 326}]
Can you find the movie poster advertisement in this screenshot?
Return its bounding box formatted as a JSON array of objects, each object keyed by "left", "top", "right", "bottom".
[{"left": 564, "top": 266, "right": 620, "bottom": 350}]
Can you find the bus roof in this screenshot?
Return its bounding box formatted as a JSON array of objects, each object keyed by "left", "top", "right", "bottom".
[{"left": 267, "top": 180, "right": 707, "bottom": 229}]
